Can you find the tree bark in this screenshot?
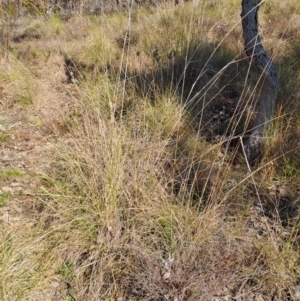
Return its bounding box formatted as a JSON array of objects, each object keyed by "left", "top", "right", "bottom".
[{"left": 241, "top": 0, "right": 279, "bottom": 164}]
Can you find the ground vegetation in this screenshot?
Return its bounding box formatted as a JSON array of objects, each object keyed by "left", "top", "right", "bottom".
[{"left": 1, "top": 0, "right": 300, "bottom": 300}]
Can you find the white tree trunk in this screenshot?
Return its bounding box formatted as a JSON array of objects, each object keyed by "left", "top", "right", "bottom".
[{"left": 241, "top": 0, "right": 279, "bottom": 164}]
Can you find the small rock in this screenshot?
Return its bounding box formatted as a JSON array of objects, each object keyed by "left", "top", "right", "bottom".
[
  {"left": 11, "top": 182, "right": 24, "bottom": 187},
  {"left": 1, "top": 186, "right": 14, "bottom": 193},
  {"left": 50, "top": 281, "right": 60, "bottom": 288},
  {"left": 22, "top": 189, "right": 33, "bottom": 195},
  {"left": 162, "top": 271, "right": 171, "bottom": 281},
  {"left": 163, "top": 257, "right": 174, "bottom": 270}
]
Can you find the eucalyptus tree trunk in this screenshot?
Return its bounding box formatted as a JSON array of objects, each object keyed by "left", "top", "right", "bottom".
[
  {"left": 241, "top": 0, "right": 279, "bottom": 164},
  {"left": 17, "top": 0, "right": 22, "bottom": 16}
]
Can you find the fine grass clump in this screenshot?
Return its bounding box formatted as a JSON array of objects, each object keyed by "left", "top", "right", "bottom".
[
  {"left": 1, "top": 0, "right": 300, "bottom": 300},
  {"left": 0, "top": 167, "right": 24, "bottom": 181},
  {"left": 0, "top": 131, "right": 9, "bottom": 143},
  {"left": 47, "top": 13, "right": 63, "bottom": 36},
  {"left": 64, "top": 14, "right": 124, "bottom": 79},
  {"left": 0, "top": 56, "right": 37, "bottom": 105},
  {"left": 259, "top": 34, "right": 300, "bottom": 186},
  {"left": 0, "top": 223, "right": 53, "bottom": 301},
  {"left": 0, "top": 191, "right": 10, "bottom": 207}
]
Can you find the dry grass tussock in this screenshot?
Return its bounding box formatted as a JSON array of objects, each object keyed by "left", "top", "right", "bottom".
[{"left": 1, "top": 0, "right": 300, "bottom": 300}]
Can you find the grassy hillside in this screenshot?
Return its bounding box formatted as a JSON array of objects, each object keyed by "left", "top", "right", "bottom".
[{"left": 1, "top": 0, "right": 300, "bottom": 300}]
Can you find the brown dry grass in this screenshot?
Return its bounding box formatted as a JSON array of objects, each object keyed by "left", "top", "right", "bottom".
[{"left": 1, "top": 1, "right": 300, "bottom": 300}]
